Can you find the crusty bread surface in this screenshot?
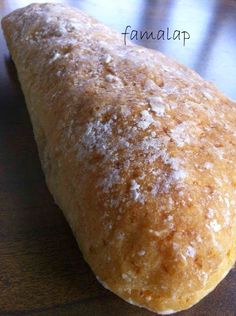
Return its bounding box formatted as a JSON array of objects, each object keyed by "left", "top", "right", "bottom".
[{"left": 2, "top": 3, "right": 236, "bottom": 314}]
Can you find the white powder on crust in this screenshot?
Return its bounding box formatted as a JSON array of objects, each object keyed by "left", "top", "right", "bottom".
[
  {"left": 148, "top": 96, "right": 166, "bottom": 116},
  {"left": 186, "top": 245, "right": 196, "bottom": 258}
]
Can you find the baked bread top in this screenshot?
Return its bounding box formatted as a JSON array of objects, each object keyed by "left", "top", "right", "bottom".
[{"left": 2, "top": 3, "right": 236, "bottom": 314}]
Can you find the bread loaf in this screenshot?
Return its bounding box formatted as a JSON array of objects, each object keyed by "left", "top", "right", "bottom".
[{"left": 2, "top": 3, "right": 236, "bottom": 314}]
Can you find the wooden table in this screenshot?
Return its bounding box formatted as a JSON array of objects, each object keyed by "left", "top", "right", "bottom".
[{"left": 0, "top": 0, "right": 236, "bottom": 315}]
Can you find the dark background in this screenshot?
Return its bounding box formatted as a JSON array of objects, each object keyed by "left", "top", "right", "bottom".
[{"left": 0, "top": 0, "right": 236, "bottom": 315}]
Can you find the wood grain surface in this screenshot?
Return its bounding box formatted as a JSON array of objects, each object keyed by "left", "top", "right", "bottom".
[{"left": 0, "top": 0, "right": 236, "bottom": 315}]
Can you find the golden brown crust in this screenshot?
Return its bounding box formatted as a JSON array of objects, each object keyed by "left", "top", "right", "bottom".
[{"left": 2, "top": 3, "right": 236, "bottom": 314}]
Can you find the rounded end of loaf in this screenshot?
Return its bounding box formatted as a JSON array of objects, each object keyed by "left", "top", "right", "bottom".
[
  {"left": 95, "top": 253, "right": 235, "bottom": 314},
  {"left": 79, "top": 183, "right": 236, "bottom": 314}
]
